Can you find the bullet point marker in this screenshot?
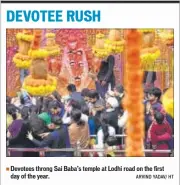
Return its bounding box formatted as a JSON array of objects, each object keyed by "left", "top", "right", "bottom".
[{"left": 6, "top": 167, "right": 9, "bottom": 171}]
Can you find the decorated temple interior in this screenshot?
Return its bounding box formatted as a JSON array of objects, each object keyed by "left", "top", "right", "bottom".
[{"left": 7, "top": 29, "right": 173, "bottom": 97}]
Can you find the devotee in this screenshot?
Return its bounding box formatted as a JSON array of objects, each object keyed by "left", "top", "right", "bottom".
[{"left": 96, "top": 55, "right": 115, "bottom": 98}]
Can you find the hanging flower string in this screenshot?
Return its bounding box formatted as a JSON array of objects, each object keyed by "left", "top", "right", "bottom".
[
  {"left": 123, "top": 29, "right": 145, "bottom": 157},
  {"left": 13, "top": 29, "right": 33, "bottom": 69},
  {"left": 44, "top": 32, "right": 60, "bottom": 57},
  {"left": 140, "top": 29, "right": 161, "bottom": 71},
  {"left": 162, "top": 88, "right": 174, "bottom": 118},
  {"left": 92, "top": 33, "right": 110, "bottom": 59},
  {"left": 22, "top": 29, "right": 57, "bottom": 96},
  {"left": 104, "top": 29, "right": 124, "bottom": 54}
]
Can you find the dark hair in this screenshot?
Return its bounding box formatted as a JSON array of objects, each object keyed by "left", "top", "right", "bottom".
[
  {"left": 48, "top": 100, "right": 59, "bottom": 110},
  {"left": 115, "top": 85, "right": 124, "bottom": 94},
  {"left": 67, "top": 84, "right": 76, "bottom": 93},
  {"left": 20, "top": 95, "right": 25, "bottom": 105},
  {"left": 21, "top": 106, "right": 30, "bottom": 120},
  {"left": 52, "top": 91, "right": 62, "bottom": 102},
  {"left": 42, "top": 97, "right": 52, "bottom": 112},
  {"left": 81, "top": 104, "right": 89, "bottom": 116},
  {"left": 29, "top": 114, "right": 48, "bottom": 135},
  {"left": 35, "top": 97, "right": 44, "bottom": 113},
  {"left": 69, "top": 100, "right": 81, "bottom": 110},
  {"left": 30, "top": 105, "right": 39, "bottom": 115},
  {"left": 148, "top": 87, "right": 162, "bottom": 100},
  {"left": 88, "top": 90, "right": 99, "bottom": 100},
  {"left": 71, "top": 109, "right": 85, "bottom": 126},
  {"left": 81, "top": 88, "right": 90, "bottom": 97},
  {"left": 7, "top": 104, "right": 18, "bottom": 120},
  {"left": 100, "top": 113, "right": 110, "bottom": 143},
  {"left": 51, "top": 116, "right": 62, "bottom": 125},
  {"left": 154, "top": 111, "right": 165, "bottom": 125},
  {"left": 6, "top": 96, "right": 11, "bottom": 104}
]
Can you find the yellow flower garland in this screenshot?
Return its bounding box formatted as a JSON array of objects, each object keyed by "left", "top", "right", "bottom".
[
  {"left": 28, "top": 49, "right": 49, "bottom": 59},
  {"left": 44, "top": 45, "right": 60, "bottom": 57},
  {"left": 141, "top": 62, "right": 169, "bottom": 71},
  {"left": 13, "top": 57, "right": 31, "bottom": 69},
  {"left": 96, "top": 33, "right": 105, "bottom": 39},
  {"left": 141, "top": 49, "right": 160, "bottom": 63},
  {"left": 139, "top": 29, "right": 155, "bottom": 33},
  {"left": 47, "top": 49, "right": 60, "bottom": 57},
  {"left": 92, "top": 47, "right": 110, "bottom": 59},
  {"left": 104, "top": 39, "right": 124, "bottom": 54},
  {"left": 46, "top": 33, "right": 55, "bottom": 38},
  {"left": 16, "top": 33, "right": 34, "bottom": 42},
  {"left": 23, "top": 77, "right": 57, "bottom": 96},
  {"left": 162, "top": 88, "right": 174, "bottom": 118},
  {"left": 159, "top": 32, "right": 174, "bottom": 40}
]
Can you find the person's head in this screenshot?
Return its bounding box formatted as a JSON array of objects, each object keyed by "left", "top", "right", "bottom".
[
  {"left": 81, "top": 88, "right": 90, "bottom": 102},
  {"left": 94, "top": 99, "right": 105, "bottom": 112},
  {"left": 154, "top": 111, "right": 165, "bottom": 125},
  {"left": 29, "top": 114, "right": 47, "bottom": 136},
  {"left": 88, "top": 90, "right": 99, "bottom": 104},
  {"left": 70, "top": 109, "right": 85, "bottom": 126},
  {"left": 7, "top": 104, "right": 19, "bottom": 120},
  {"left": 81, "top": 104, "right": 89, "bottom": 116},
  {"left": 48, "top": 100, "right": 62, "bottom": 115},
  {"left": 69, "top": 100, "right": 81, "bottom": 110},
  {"left": 21, "top": 106, "right": 30, "bottom": 120},
  {"left": 106, "top": 97, "right": 119, "bottom": 109},
  {"left": 30, "top": 105, "right": 39, "bottom": 115},
  {"left": 148, "top": 87, "right": 162, "bottom": 103},
  {"left": 51, "top": 91, "right": 62, "bottom": 102},
  {"left": 50, "top": 116, "right": 63, "bottom": 129},
  {"left": 20, "top": 92, "right": 31, "bottom": 105},
  {"left": 38, "top": 112, "right": 53, "bottom": 130},
  {"left": 67, "top": 84, "right": 76, "bottom": 94},
  {"left": 114, "top": 84, "right": 124, "bottom": 97}
]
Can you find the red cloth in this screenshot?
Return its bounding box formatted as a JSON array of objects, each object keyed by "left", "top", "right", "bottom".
[{"left": 150, "top": 121, "right": 172, "bottom": 157}]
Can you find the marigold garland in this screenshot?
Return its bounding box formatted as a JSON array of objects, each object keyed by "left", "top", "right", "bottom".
[
  {"left": 13, "top": 53, "right": 31, "bottom": 68},
  {"left": 46, "top": 49, "right": 60, "bottom": 57},
  {"left": 139, "top": 29, "right": 155, "bottom": 33},
  {"left": 104, "top": 39, "right": 124, "bottom": 54},
  {"left": 28, "top": 49, "right": 49, "bottom": 59},
  {"left": 92, "top": 33, "right": 110, "bottom": 59},
  {"left": 92, "top": 47, "right": 110, "bottom": 58},
  {"left": 162, "top": 88, "right": 174, "bottom": 118},
  {"left": 13, "top": 30, "right": 33, "bottom": 69},
  {"left": 46, "top": 33, "right": 56, "bottom": 38},
  {"left": 123, "top": 29, "right": 145, "bottom": 157},
  {"left": 159, "top": 31, "right": 174, "bottom": 46},
  {"left": 44, "top": 32, "right": 60, "bottom": 57},
  {"left": 16, "top": 32, "right": 34, "bottom": 42},
  {"left": 13, "top": 57, "right": 31, "bottom": 69},
  {"left": 96, "top": 33, "right": 105, "bottom": 39},
  {"left": 141, "top": 61, "right": 169, "bottom": 71},
  {"left": 23, "top": 75, "right": 57, "bottom": 96},
  {"left": 23, "top": 29, "right": 57, "bottom": 96},
  {"left": 141, "top": 49, "right": 161, "bottom": 63}
]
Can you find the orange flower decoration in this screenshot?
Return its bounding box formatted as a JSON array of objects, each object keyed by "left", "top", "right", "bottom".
[{"left": 123, "top": 29, "right": 145, "bottom": 157}]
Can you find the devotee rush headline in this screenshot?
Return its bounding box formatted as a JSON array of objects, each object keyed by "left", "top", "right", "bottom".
[{"left": 6, "top": 10, "right": 101, "bottom": 23}]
